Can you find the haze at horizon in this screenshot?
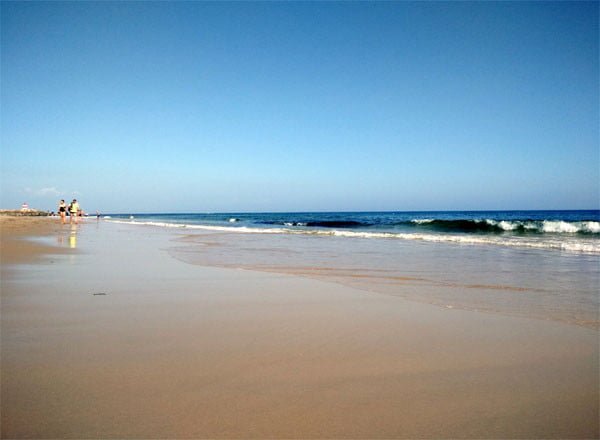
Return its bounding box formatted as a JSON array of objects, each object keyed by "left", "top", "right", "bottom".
[{"left": 1, "top": 1, "right": 598, "bottom": 213}]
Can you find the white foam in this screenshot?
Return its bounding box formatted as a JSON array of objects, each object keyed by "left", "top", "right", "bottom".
[
  {"left": 411, "top": 219, "right": 434, "bottom": 224},
  {"left": 581, "top": 221, "right": 600, "bottom": 233},
  {"left": 542, "top": 220, "right": 578, "bottom": 233},
  {"left": 108, "top": 219, "right": 284, "bottom": 234},
  {"left": 298, "top": 228, "right": 600, "bottom": 253},
  {"left": 486, "top": 219, "right": 600, "bottom": 234},
  {"left": 498, "top": 220, "right": 518, "bottom": 231}
]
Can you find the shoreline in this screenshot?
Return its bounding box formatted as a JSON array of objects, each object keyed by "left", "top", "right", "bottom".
[
  {"left": 1, "top": 218, "right": 598, "bottom": 438},
  {"left": 166, "top": 226, "right": 599, "bottom": 331}
]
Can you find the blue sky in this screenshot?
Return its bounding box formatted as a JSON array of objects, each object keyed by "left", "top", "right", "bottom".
[{"left": 1, "top": 1, "right": 598, "bottom": 213}]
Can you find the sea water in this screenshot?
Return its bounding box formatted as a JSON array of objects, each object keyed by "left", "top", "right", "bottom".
[
  {"left": 106, "top": 210, "right": 600, "bottom": 254},
  {"left": 106, "top": 211, "right": 599, "bottom": 328}
]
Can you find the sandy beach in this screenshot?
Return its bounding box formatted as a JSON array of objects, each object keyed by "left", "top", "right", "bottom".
[{"left": 1, "top": 217, "right": 598, "bottom": 438}]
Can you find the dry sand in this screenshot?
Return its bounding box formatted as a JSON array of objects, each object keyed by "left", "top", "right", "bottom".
[{"left": 1, "top": 218, "right": 598, "bottom": 438}]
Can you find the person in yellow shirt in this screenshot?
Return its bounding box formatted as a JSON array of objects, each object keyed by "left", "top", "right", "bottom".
[{"left": 69, "top": 199, "right": 80, "bottom": 224}]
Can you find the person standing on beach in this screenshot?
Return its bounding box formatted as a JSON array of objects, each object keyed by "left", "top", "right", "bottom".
[
  {"left": 69, "top": 199, "right": 80, "bottom": 224},
  {"left": 58, "top": 199, "right": 67, "bottom": 224}
]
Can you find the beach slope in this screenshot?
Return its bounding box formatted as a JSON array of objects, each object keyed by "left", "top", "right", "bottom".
[{"left": 1, "top": 220, "right": 598, "bottom": 438}]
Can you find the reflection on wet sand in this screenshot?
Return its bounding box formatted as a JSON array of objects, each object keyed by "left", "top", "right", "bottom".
[
  {"left": 56, "top": 223, "right": 78, "bottom": 249},
  {"left": 69, "top": 223, "right": 78, "bottom": 249}
]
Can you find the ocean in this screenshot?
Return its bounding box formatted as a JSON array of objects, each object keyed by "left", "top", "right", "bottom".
[
  {"left": 105, "top": 210, "right": 600, "bottom": 254},
  {"left": 105, "top": 210, "right": 599, "bottom": 328}
]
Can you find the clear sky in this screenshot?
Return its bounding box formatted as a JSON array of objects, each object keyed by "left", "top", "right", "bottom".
[{"left": 1, "top": 1, "right": 598, "bottom": 213}]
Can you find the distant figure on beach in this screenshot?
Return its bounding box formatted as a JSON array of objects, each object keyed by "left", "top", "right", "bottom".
[
  {"left": 96, "top": 211, "right": 100, "bottom": 220},
  {"left": 58, "top": 199, "right": 67, "bottom": 224},
  {"left": 69, "top": 199, "right": 80, "bottom": 224}
]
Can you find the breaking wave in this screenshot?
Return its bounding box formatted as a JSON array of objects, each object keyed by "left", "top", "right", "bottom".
[
  {"left": 254, "top": 218, "right": 600, "bottom": 234},
  {"left": 410, "top": 219, "right": 600, "bottom": 234}
]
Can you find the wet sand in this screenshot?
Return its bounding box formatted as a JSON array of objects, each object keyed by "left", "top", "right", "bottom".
[
  {"left": 169, "top": 231, "right": 600, "bottom": 330},
  {"left": 0, "top": 216, "right": 71, "bottom": 265},
  {"left": 1, "top": 219, "right": 598, "bottom": 438}
]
